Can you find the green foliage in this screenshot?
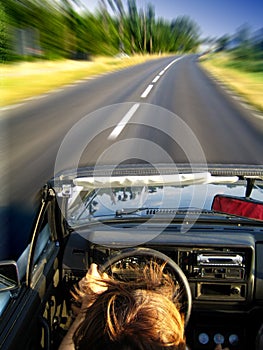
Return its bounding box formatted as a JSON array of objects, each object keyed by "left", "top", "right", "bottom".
[
  {"left": 0, "top": 3, "right": 14, "bottom": 62},
  {"left": 214, "top": 24, "right": 263, "bottom": 73},
  {"left": 228, "top": 47, "right": 263, "bottom": 73},
  {"left": 2, "top": 0, "right": 201, "bottom": 61},
  {"left": 170, "top": 16, "right": 200, "bottom": 52}
]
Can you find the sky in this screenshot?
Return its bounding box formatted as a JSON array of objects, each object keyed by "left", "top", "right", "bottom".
[{"left": 81, "top": 0, "right": 263, "bottom": 39}]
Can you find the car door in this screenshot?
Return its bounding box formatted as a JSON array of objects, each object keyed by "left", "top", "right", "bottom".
[{"left": 0, "top": 189, "right": 63, "bottom": 350}]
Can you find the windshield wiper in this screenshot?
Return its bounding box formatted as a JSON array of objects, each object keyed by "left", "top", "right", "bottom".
[
  {"left": 115, "top": 207, "right": 263, "bottom": 224},
  {"left": 115, "top": 208, "right": 147, "bottom": 217}
]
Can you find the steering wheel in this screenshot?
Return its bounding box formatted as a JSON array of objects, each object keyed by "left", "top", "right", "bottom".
[{"left": 100, "top": 247, "right": 192, "bottom": 326}]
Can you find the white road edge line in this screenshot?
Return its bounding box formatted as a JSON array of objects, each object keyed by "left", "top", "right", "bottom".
[
  {"left": 253, "top": 113, "right": 263, "bottom": 120},
  {"left": 51, "top": 88, "right": 64, "bottom": 93},
  {"left": 141, "top": 84, "right": 154, "bottom": 98},
  {"left": 152, "top": 75, "right": 160, "bottom": 83},
  {"left": 24, "top": 94, "right": 48, "bottom": 101},
  {"left": 108, "top": 103, "right": 140, "bottom": 140},
  {"left": 0, "top": 103, "right": 25, "bottom": 112}
]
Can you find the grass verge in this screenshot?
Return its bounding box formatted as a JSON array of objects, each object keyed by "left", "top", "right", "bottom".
[
  {"left": 1, "top": 54, "right": 164, "bottom": 107},
  {"left": 199, "top": 53, "right": 263, "bottom": 113}
]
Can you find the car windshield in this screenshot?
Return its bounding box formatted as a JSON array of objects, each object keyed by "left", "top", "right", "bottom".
[{"left": 52, "top": 170, "right": 263, "bottom": 227}]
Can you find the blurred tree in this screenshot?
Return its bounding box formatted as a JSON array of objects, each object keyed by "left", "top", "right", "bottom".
[
  {"left": 170, "top": 16, "right": 200, "bottom": 53},
  {"left": 153, "top": 18, "right": 173, "bottom": 53},
  {"left": 216, "top": 35, "right": 230, "bottom": 51},
  {"left": 99, "top": 0, "right": 110, "bottom": 33},
  {"left": 127, "top": 0, "right": 141, "bottom": 53},
  {"left": 146, "top": 3, "right": 154, "bottom": 53},
  {"left": 107, "top": 0, "right": 125, "bottom": 52},
  {"left": 235, "top": 23, "right": 251, "bottom": 45},
  {"left": 2, "top": 0, "right": 202, "bottom": 61},
  {"left": 0, "top": 3, "right": 13, "bottom": 61}
]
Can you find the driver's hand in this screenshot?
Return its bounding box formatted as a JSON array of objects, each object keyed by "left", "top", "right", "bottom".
[
  {"left": 214, "top": 345, "right": 229, "bottom": 350},
  {"left": 71, "top": 263, "right": 108, "bottom": 314},
  {"left": 79, "top": 263, "right": 108, "bottom": 295}
]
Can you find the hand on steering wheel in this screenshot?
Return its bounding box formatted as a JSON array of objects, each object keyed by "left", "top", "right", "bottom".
[{"left": 71, "top": 263, "right": 108, "bottom": 315}]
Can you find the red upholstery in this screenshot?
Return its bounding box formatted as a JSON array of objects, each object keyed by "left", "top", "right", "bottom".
[{"left": 212, "top": 195, "right": 263, "bottom": 221}]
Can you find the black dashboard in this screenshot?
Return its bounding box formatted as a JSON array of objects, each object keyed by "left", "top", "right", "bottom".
[{"left": 62, "top": 225, "right": 263, "bottom": 349}]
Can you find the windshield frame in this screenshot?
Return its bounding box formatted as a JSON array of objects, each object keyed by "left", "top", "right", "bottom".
[{"left": 50, "top": 164, "right": 263, "bottom": 228}]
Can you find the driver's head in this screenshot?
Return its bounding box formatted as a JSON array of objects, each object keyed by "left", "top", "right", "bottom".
[{"left": 73, "top": 263, "right": 186, "bottom": 350}]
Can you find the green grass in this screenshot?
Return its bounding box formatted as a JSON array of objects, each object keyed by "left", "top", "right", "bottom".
[
  {"left": 200, "top": 52, "right": 263, "bottom": 113},
  {"left": 0, "top": 54, "right": 165, "bottom": 107},
  {"left": 226, "top": 59, "right": 263, "bottom": 73},
  {"left": 225, "top": 48, "right": 263, "bottom": 73}
]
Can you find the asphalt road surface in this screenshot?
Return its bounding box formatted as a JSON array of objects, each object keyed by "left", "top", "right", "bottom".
[{"left": 1, "top": 54, "right": 263, "bottom": 258}]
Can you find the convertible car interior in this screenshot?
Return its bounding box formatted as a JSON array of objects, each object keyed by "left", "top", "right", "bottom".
[{"left": 0, "top": 164, "right": 263, "bottom": 350}]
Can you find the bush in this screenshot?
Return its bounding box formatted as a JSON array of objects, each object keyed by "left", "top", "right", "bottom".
[{"left": 228, "top": 47, "right": 263, "bottom": 73}]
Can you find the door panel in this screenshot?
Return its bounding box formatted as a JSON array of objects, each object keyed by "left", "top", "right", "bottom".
[{"left": 0, "top": 198, "right": 61, "bottom": 350}]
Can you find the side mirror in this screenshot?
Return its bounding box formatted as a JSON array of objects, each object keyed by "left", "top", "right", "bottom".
[{"left": 0, "top": 260, "right": 20, "bottom": 292}]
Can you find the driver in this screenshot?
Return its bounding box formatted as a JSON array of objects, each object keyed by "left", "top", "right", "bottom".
[{"left": 59, "top": 263, "right": 228, "bottom": 350}]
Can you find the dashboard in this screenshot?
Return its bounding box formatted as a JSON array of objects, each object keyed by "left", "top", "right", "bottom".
[{"left": 62, "top": 225, "right": 263, "bottom": 349}]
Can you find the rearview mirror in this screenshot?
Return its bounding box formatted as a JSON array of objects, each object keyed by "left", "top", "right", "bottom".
[
  {"left": 0, "top": 260, "right": 20, "bottom": 292},
  {"left": 212, "top": 195, "right": 263, "bottom": 221}
]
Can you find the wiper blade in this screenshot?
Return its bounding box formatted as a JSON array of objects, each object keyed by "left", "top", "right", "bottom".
[
  {"left": 115, "top": 208, "right": 147, "bottom": 217},
  {"left": 115, "top": 207, "right": 263, "bottom": 224},
  {"left": 115, "top": 207, "right": 231, "bottom": 218}
]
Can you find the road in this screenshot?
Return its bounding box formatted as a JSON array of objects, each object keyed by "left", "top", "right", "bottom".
[{"left": 1, "top": 54, "right": 263, "bottom": 258}]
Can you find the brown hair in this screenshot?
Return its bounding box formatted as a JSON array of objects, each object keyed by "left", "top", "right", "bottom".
[{"left": 73, "top": 263, "right": 186, "bottom": 350}]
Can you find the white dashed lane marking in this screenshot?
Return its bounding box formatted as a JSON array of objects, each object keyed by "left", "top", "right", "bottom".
[
  {"left": 140, "top": 56, "right": 185, "bottom": 99},
  {"left": 140, "top": 84, "right": 154, "bottom": 98},
  {"left": 107, "top": 103, "right": 140, "bottom": 140},
  {"left": 109, "top": 56, "right": 185, "bottom": 138},
  {"left": 152, "top": 76, "right": 160, "bottom": 83}
]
